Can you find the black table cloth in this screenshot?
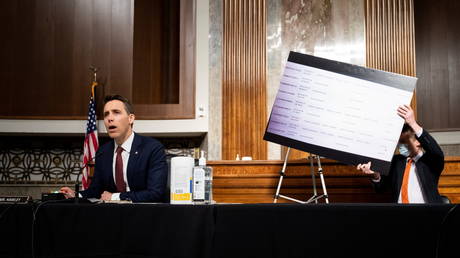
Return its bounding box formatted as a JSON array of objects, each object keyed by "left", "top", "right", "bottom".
[
  {"left": 212, "top": 203, "right": 459, "bottom": 258},
  {"left": 0, "top": 203, "right": 458, "bottom": 258}
]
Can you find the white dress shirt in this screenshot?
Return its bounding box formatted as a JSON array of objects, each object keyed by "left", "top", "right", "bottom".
[
  {"left": 397, "top": 147, "right": 425, "bottom": 204},
  {"left": 372, "top": 128, "right": 425, "bottom": 203},
  {"left": 111, "top": 132, "right": 135, "bottom": 200},
  {"left": 397, "top": 128, "right": 425, "bottom": 204}
]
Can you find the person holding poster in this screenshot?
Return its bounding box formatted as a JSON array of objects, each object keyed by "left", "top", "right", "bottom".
[{"left": 357, "top": 105, "right": 446, "bottom": 204}]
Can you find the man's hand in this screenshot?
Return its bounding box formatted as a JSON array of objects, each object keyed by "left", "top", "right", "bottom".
[
  {"left": 397, "top": 104, "right": 422, "bottom": 133},
  {"left": 59, "top": 187, "right": 75, "bottom": 199},
  {"left": 101, "top": 191, "right": 113, "bottom": 201},
  {"left": 356, "top": 162, "right": 380, "bottom": 181}
]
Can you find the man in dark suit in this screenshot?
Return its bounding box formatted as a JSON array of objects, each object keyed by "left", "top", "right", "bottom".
[
  {"left": 357, "top": 105, "right": 445, "bottom": 203},
  {"left": 60, "top": 95, "right": 167, "bottom": 202}
]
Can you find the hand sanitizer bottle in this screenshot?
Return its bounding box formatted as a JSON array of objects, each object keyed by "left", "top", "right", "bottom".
[
  {"left": 201, "top": 151, "right": 213, "bottom": 204},
  {"left": 192, "top": 153, "right": 205, "bottom": 204},
  {"left": 193, "top": 151, "right": 213, "bottom": 204}
]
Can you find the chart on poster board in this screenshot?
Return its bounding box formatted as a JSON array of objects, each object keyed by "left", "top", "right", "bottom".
[{"left": 264, "top": 52, "right": 417, "bottom": 175}]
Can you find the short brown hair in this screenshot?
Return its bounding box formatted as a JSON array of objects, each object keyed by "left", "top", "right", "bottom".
[
  {"left": 399, "top": 123, "right": 415, "bottom": 143},
  {"left": 401, "top": 123, "right": 414, "bottom": 134},
  {"left": 103, "top": 95, "right": 134, "bottom": 114}
]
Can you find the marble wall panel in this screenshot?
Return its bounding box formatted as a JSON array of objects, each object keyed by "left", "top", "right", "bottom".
[{"left": 208, "top": 0, "right": 365, "bottom": 160}]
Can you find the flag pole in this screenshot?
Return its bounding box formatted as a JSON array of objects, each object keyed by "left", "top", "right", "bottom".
[
  {"left": 89, "top": 66, "right": 99, "bottom": 98},
  {"left": 76, "top": 66, "right": 100, "bottom": 202},
  {"left": 87, "top": 66, "right": 99, "bottom": 170}
]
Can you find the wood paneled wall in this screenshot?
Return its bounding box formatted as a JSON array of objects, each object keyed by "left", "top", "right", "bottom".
[
  {"left": 133, "top": 0, "right": 196, "bottom": 120},
  {"left": 414, "top": 0, "right": 460, "bottom": 130},
  {"left": 133, "top": 0, "right": 180, "bottom": 105},
  {"left": 0, "top": 0, "right": 195, "bottom": 120},
  {"left": 0, "top": 0, "right": 133, "bottom": 119},
  {"left": 209, "top": 157, "right": 460, "bottom": 203},
  {"left": 365, "top": 0, "right": 416, "bottom": 76},
  {"left": 365, "top": 0, "right": 460, "bottom": 130},
  {"left": 222, "top": 0, "right": 267, "bottom": 160},
  {"left": 364, "top": 0, "right": 417, "bottom": 110}
]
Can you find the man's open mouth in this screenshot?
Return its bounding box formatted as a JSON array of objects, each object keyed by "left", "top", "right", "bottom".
[{"left": 108, "top": 126, "right": 117, "bottom": 130}]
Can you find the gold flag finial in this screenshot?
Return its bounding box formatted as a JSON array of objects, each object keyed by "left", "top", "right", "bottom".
[{"left": 89, "top": 66, "right": 99, "bottom": 97}]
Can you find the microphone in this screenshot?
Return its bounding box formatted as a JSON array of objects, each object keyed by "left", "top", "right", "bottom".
[{"left": 75, "top": 150, "right": 104, "bottom": 203}]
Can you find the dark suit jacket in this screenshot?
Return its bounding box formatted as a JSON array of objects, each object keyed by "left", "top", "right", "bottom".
[
  {"left": 374, "top": 130, "right": 444, "bottom": 203},
  {"left": 80, "top": 133, "right": 167, "bottom": 203}
]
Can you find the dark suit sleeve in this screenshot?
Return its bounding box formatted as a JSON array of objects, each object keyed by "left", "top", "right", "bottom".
[
  {"left": 80, "top": 153, "right": 105, "bottom": 199},
  {"left": 416, "top": 130, "right": 444, "bottom": 175},
  {"left": 120, "top": 142, "right": 167, "bottom": 202},
  {"left": 371, "top": 155, "right": 398, "bottom": 193}
]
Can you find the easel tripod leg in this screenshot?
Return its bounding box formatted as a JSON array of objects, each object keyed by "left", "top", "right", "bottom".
[
  {"left": 274, "top": 147, "right": 291, "bottom": 203},
  {"left": 309, "top": 153, "right": 318, "bottom": 203},
  {"left": 273, "top": 148, "right": 329, "bottom": 204},
  {"left": 316, "top": 155, "right": 329, "bottom": 204}
]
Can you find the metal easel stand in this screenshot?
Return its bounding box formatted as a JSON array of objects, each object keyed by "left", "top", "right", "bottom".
[{"left": 273, "top": 147, "right": 329, "bottom": 204}]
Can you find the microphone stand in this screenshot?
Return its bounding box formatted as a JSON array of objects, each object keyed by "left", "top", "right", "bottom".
[
  {"left": 75, "top": 160, "right": 95, "bottom": 203},
  {"left": 75, "top": 168, "right": 83, "bottom": 204}
]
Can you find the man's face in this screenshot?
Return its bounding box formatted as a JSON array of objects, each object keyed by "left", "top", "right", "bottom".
[
  {"left": 103, "top": 100, "right": 135, "bottom": 143},
  {"left": 400, "top": 133, "right": 421, "bottom": 157}
]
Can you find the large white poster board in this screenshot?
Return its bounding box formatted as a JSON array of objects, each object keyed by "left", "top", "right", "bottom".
[{"left": 264, "top": 52, "right": 417, "bottom": 175}]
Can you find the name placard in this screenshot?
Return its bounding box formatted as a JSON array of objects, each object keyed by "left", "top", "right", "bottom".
[{"left": 0, "top": 196, "right": 32, "bottom": 203}]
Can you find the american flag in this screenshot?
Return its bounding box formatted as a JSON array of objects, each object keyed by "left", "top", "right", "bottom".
[{"left": 82, "top": 90, "right": 99, "bottom": 190}]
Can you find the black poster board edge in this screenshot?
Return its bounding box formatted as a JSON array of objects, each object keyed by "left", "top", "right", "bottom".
[{"left": 263, "top": 132, "right": 391, "bottom": 175}]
